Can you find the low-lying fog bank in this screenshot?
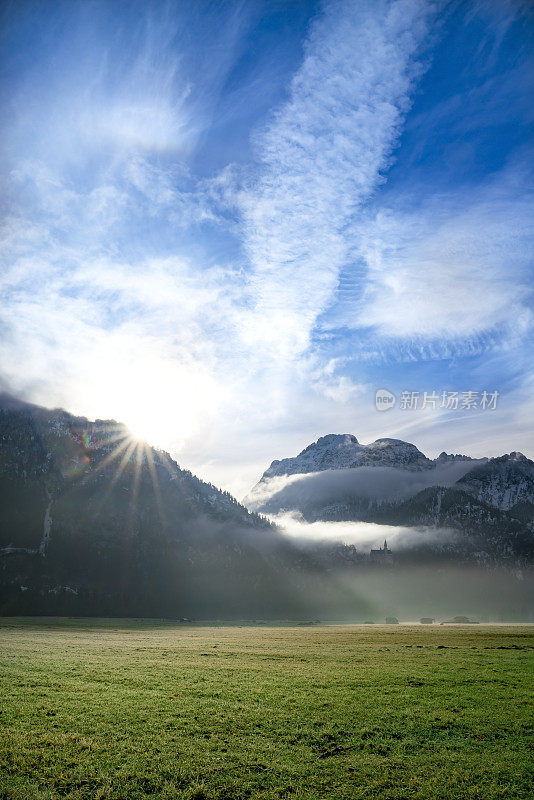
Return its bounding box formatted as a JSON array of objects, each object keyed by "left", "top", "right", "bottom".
[
  {"left": 330, "top": 566, "right": 534, "bottom": 622},
  {"left": 270, "top": 511, "right": 456, "bottom": 552},
  {"left": 268, "top": 512, "right": 534, "bottom": 622},
  {"left": 246, "top": 461, "right": 484, "bottom": 514}
]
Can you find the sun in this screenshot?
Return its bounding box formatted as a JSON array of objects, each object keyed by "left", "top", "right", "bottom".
[
  {"left": 123, "top": 406, "right": 177, "bottom": 450},
  {"left": 89, "top": 356, "right": 221, "bottom": 452},
  {"left": 118, "top": 380, "right": 203, "bottom": 450}
]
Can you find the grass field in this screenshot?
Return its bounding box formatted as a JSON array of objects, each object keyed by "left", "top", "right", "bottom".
[{"left": 0, "top": 619, "right": 532, "bottom": 799}]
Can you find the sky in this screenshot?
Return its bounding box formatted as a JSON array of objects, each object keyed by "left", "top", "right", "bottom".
[{"left": 1, "top": 0, "right": 533, "bottom": 498}]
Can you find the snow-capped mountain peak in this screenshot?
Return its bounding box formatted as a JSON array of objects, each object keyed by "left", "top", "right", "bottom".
[
  {"left": 435, "top": 451, "right": 478, "bottom": 464},
  {"left": 457, "top": 452, "right": 534, "bottom": 511},
  {"left": 262, "top": 433, "right": 433, "bottom": 480}
]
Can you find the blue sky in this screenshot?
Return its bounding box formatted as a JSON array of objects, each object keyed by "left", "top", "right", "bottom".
[{"left": 1, "top": 0, "right": 533, "bottom": 496}]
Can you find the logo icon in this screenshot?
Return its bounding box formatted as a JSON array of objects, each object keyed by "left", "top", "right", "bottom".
[{"left": 375, "top": 388, "right": 396, "bottom": 411}]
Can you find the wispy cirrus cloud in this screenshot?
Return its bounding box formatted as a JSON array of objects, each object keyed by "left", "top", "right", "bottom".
[
  {"left": 344, "top": 159, "right": 534, "bottom": 344},
  {"left": 239, "top": 0, "right": 435, "bottom": 357}
]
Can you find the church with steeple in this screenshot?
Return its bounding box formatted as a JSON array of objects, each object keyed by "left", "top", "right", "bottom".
[{"left": 370, "top": 539, "right": 393, "bottom": 565}]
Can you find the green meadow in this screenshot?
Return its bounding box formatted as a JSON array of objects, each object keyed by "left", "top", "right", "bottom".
[{"left": 0, "top": 619, "right": 532, "bottom": 800}]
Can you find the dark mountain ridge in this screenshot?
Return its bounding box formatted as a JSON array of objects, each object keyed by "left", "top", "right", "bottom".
[{"left": 0, "top": 399, "right": 360, "bottom": 618}]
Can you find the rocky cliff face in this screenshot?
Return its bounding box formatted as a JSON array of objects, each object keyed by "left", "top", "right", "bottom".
[{"left": 456, "top": 453, "right": 534, "bottom": 512}]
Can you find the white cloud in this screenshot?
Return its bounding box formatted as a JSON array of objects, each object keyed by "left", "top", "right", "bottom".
[
  {"left": 351, "top": 164, "right": 534, "bottom": 341},
  {"left": 239, "top": 0, "right": 434, "bottom": 358}
]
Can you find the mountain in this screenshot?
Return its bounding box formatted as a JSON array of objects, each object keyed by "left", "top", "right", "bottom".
[
  {"left": 0, "top": 399, "right": 361, "bottom": 618},
  {"left": 374, "top": 487, "right": 532, "bottom": 566},
  {"left": 246, "top": 434, "right": 534, "bottom": 567},
  {"left": 263, "top": 434, "right": 435, "bottom": 477},
  {"left": 456, "top": 452, "right": 534, "bottom": 511},
  {"left": 2, "top": 407, "right": 531, "bottom": 620}
]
